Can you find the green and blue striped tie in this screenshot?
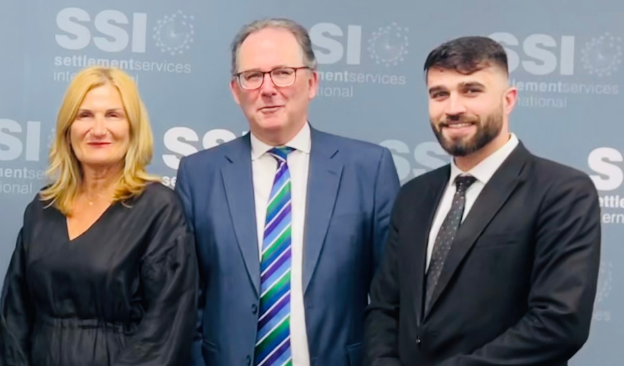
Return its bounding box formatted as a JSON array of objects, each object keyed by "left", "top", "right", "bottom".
[{"left": 254, "top": 146, "right": 294, "bottom": 366}]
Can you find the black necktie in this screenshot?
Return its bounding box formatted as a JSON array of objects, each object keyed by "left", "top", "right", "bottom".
[{"left": 425, "top": 174, "right": 477, "bottom": 313}]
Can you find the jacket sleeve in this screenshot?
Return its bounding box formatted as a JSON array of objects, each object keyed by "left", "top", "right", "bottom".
[
  {"left": 364, "top": 185, "right": 404, "bottom": 366},
  {"left": 174, "top": 156, "right": 206, "bottom": 366},
  {"left": 371, "top": 147, "right": 401, "bottom": 275}
]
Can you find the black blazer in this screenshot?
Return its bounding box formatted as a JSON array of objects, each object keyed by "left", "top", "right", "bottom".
[{"left": 363, "top": 141, "right": 601, "bottom": 366}]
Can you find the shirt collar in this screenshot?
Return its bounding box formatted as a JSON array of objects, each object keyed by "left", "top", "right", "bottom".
[
  {"left": 250, "top": 122, "right": 311, "bottom": 160},
  {"left": 449, "top": 133, "right": 519, "bottom": 185}
]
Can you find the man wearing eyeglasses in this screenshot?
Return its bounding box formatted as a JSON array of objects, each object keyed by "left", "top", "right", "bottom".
[{"left": 175, "top": 18, "right": 400, "bottom": 366}]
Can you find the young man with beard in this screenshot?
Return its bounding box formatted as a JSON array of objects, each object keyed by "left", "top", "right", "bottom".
[{"left": 363, "top": 36, "right": 601, "bottom": 366}]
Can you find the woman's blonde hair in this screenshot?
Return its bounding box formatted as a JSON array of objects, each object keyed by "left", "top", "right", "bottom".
[{"left": 40, "top": 66, "right": 160, "bottom": 215}]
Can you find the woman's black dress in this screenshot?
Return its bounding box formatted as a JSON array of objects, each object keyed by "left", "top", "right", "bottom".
[{"left": 1, "top": 182, "right": 198, "bottom": 366}]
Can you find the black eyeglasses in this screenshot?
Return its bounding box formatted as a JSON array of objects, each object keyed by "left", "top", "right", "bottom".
[{"left": 234, "top": 66, "right": 310, "bottom": 90}]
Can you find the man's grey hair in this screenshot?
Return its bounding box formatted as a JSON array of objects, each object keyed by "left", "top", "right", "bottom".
[{"left": 230, "top": 18, "right": 318, "bottom": 76}]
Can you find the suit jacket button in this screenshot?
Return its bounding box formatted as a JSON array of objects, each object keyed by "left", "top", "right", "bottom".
[
  {"left": 252, "top": 304, "right": 258, "bottom": 314},
  {"left": 416, "top": 336, "right": 421, "bottom": 345}
]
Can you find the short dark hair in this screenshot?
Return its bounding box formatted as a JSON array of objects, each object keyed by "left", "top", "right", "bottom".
[{"left": 423, "top": 36, "right": 508, "bottom": 75}]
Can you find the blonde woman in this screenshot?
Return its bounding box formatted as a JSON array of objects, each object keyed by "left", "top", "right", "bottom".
[{"left": 0, "top": 66, "right": 197, "bottom": 366}]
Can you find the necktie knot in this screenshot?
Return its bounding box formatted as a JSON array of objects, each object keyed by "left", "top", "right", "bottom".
[
  {"left": 268, "top": 146, "right": 294, "bottom": 163},
  {"left": 454, "top": 175, "right": 476, "bottom": 193}
]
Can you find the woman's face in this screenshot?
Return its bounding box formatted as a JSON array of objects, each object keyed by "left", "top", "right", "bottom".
[{"left": 70, "top": 83, "right": 130, "bottom": 170}]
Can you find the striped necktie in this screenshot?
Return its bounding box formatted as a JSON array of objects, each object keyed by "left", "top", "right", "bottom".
[{"left": 255, "top": 146, "right": 294, "bottom": 366}]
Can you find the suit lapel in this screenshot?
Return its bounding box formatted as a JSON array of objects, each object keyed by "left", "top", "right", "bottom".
[
  {"left": 221, "top": 135, "right": 261, "bottom": 295},
  {"left": 410, "top": 167, "right": 449, "bottom": 325},
  {"left": 425, "top": 143, "right": 530, "bottom": 317},
  {"left": 303, "top": 129, "right": 343, "bottom": 295}
]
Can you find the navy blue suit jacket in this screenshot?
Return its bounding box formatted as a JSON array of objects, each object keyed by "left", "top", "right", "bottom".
[{"left": 175, "top": 126, "right": 400, "bottom": 366}]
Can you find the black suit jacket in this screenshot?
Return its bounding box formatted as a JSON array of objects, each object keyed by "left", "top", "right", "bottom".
[{"left": 363, "top": 141, "right": 601, "bottom": 366}]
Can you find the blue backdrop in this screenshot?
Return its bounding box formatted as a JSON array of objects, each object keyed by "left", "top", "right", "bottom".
[{"left": 1, "top": 1, "right": 622, "bottom": 364}]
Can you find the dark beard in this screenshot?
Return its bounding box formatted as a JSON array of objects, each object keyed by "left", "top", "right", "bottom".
[{"left": 431, "top": 110, "right": 503, "bottom": 157}]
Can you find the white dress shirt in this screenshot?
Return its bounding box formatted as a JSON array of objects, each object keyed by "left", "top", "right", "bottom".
[
  {"left": 250, "top": 122, "right": 311, "bottom": 366},
  {"left": 426, "top": 133, "right": 519, "bottom": 271}
]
